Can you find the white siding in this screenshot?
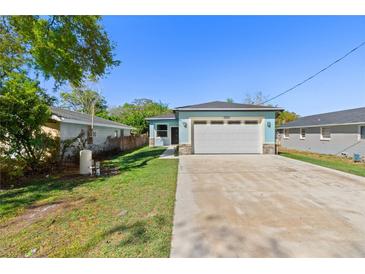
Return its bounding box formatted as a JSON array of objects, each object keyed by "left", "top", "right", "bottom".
[
  {"left": 279, "top": 124, "right": 365, "bottom": 157},
  {"left": 60, "top": 122, "right": 131, "bottom": 155}
]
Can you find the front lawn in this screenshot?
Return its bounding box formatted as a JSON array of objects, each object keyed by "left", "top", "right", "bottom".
[
  {"left": 279, "top": 148, "right": 365, "bottom": 177},
  {"left": 0, "top": 147, "right": 178, "bottom": 257}
]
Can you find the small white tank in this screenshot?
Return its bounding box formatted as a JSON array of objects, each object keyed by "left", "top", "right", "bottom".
[{"left": 80, "top": 150, "right": 92, "bottom": 175}]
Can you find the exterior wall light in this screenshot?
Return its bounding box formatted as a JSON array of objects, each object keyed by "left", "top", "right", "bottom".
[
  {"left": 182, "top": 122, "right": 187, "bottom": 128},
  {"left": 267, "top": 121, "right": 271, "bottom": 128}
]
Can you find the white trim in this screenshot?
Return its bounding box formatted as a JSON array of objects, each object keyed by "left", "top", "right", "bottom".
[
  {"left": 57, "top": 118, "right": 132, "bottom": 130},
  {"left": 51, "top": 114, "right": 62, "bottom": 122},
  {"left": 300, "top": 128, "right": 306, "bottom": 140},
  {"left": 156, "top": 123, "right": 169, "bottom": 138},
  {"left": 174, "top": 107, "right": 283, "bottom": 111},
  {"left": 278, "top": 121, "right": 365, "bottom": 129},
  {"left": 359, "top": 125, "right": 365, "bottom": 141},
  {"left": 283, "top": 128, "right": 290, "bottom": 139},
  {"left": 320, "top": 127, "right": 331, "bottom": 141},
  {"left": 190, "top": 116, "right": 263, "bottom": 123},
  {"left": 145, "top": 117, "right": 176, "bottom": 121}
]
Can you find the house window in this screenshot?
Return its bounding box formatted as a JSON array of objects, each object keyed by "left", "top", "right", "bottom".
[
  {"left": 283, "top": 129, "right": 289, "bottom": 139},
  {"left": 114, "top": 130, "right": 118, "bottom": 137},
  {"left": 120, "top": 129, "right": 124, "bottom": 137},
  {"left": 228, "top": 120, "right": 241, "bottom": 125},
  {"left": 211, "top": 121, "right": 224, "bottom": 125},
  {"left": 244, "top": 120, "right": 259, "bottom": 125},
  {"left": 156, "top": 124, "right": 168, "bottom": 137},
  {"left": 321, "top": 127, "right": 331, "bottom": 140},
  {"left": 300, "top": 128, "right": 306, "bottom": 140},
  {"left": 360, "top": 126, "right": 365, "bottom": 140}
]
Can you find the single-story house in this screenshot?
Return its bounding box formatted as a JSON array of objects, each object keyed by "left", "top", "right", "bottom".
[
  {"left": 44, "top": 107, "right": 132, "bottom": 156},
  {"left": 277, "top": 107, "right": 365, "bottom": 157},
  {"left": 146, "top": 101, "right": 283, "bottom": 154}
]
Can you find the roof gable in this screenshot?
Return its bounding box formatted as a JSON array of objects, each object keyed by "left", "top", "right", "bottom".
[
  {"left": 174, "top": 101, "right": 282, "bottom": 111},
  {"left": 279, "top": 107, "right": 365, "bottom": 128}
]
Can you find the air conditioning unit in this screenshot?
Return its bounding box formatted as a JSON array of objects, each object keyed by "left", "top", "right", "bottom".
[
  {"left": 353, "top": 153, "right": 361, "bottom": 162},
  {"left": 155, "top": 137, "right": 164, "bottom": 146}
]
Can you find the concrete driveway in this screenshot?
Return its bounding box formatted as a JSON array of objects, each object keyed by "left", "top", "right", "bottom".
[{"left": 170, "top": 155, "right": 365, "bottom": 257}]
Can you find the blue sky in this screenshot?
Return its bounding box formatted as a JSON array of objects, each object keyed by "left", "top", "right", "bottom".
[{"left": 58, "top": 16, "right": 365, "bottom": 116}]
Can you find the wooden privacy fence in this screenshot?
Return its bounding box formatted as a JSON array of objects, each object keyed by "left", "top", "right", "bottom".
[
  {"left": 60, "top": 133, "right": 148, "bottom": 165},
  {"left": 120, "top": 134, "right": 148, "bottom": 151},
  {"left": 106, "top": 133, "right": 148, "bottom": 153}
]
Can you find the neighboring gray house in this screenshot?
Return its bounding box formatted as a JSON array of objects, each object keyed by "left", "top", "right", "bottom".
[
  {"left": 44, "top": 107, "right": 132, "bottom": 156},
  {"left": 146, "top": 101, "right": 283, "bottom": 155},
  {"left": 278, "top": 107, "right": 365, "bottom": 157}
]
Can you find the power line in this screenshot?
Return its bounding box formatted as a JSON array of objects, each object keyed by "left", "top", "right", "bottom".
[{"left": 262, "top": 40, "right": 365, "bottom": 104}]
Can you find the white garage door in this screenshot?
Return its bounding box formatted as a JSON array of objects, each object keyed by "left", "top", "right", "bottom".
[{"left": 193, "top": 121, "right": 262, "bottom": 154}]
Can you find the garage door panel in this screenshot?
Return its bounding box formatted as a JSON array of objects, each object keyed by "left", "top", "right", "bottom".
[{"left": 193, "top": 124, "right": 262, "bottom": 154}]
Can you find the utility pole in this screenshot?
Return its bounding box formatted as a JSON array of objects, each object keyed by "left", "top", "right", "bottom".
[{"left": 91, "top": 100, "right": 95, "bottom": 130}]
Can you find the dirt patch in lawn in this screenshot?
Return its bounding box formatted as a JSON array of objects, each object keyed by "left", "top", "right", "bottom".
[{"left": 0, "top": 197, "right": 95, "bottom": 232}]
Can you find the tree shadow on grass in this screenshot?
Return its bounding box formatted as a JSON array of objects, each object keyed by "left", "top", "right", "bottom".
[
  {"left": 112, "top": 221, "right": 150, "bottom": 246},
  {"left": 76, "top": 214, "right": 168, "bottom": 257},
  {"left": 0, "top": 175, "right": 105, "bottom": 220},
  {"left": 104, "top": 147, "right": 166, "bottom": 173},
  {"left": 0, "top": 147, "right": 165, "bottom": 220}
]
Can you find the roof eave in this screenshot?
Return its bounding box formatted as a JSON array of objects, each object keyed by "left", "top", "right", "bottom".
[
  {"left": 58, "top": 117, "right": 133, "bottom": 130},
  {"left": 145, "top": 117, "right": 177, "bottom": 121},
  {"left": 173, "top": 107, "right": 284, "bottom": 111},
  {"left": 50, "top": 114, "right": 63, "bottom": 122}
]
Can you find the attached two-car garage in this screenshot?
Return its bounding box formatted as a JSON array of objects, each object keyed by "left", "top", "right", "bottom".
[{"left": 193, "top": 120, "right": 263, "bottom": 154}]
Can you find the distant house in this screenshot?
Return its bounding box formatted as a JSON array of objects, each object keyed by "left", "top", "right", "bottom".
[
  {"left": 146, "top": 101, "right": 283, "bottom": 154},
  {"left": 44, "top": 107, "right": 132, "bottom": 156},
  {"left": 278, "top": 107, "right": 365, "bottom": 157}
]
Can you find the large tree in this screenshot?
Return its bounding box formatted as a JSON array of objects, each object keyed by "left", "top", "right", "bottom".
[
  {"left": 1, "top": 16, "right": 119, "bottom": 88},
  {"left": 0, "top": 16, "right": 119, "bottom": 177},
  {"left": 110, "top": 99, "right": 171, "bottom": 134},
  {"left": 276, "top": 110, "right": 300, "bottom": 127},
  {"left": 60, "top": 86, "right": 108, "bottom": 116},
  {"left": 0, "top": 72, "right": 56, "bottom": 172}
]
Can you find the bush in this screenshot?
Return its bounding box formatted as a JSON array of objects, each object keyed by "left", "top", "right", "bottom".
[
  {"left": 0, "top": 72, "right": 58, "bottom": 183},
  {"left": 0, "top": 154, "right": 26, "bottom": 187}
]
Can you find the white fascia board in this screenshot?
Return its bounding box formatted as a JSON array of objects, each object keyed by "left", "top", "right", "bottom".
[
  {"left": 50, "top": 114, "right": 63, "bottom": 122},
  {"left": 173, "top": 108, "right": 283, "bottom": 111},
  {"left": 145, "top": 117, "right": 176, "bottom": 121},
  {"left": 60, "top": 118, "right": 133, "bottom": 130},
  {"left": 278, "top": 121, "right": 365, "bottom": 129}
]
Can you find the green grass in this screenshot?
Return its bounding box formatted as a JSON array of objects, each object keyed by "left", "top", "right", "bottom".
[
  {"left": 0, "top": 147, "right": 178, "bottom": 257},
  {"left": 279, "top": 149, "right": 365, "bottom": 177}
]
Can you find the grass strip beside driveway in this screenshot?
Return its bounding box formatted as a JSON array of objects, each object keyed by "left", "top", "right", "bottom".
[
  {"left": 279, "top": 149, "right": 365, "bottom": 177},
  {"left": 0, "top": 147, "right": 178, "bottom": 257}
]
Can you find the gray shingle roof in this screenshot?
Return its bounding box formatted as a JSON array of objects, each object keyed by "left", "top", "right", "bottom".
[
  {"left": 174, "top": 101, "right": 283, "bottom": 110},
  {"left": 279, "top": 107, "right": 365, "bottom": 128},
  {"left": 51, "top": 107, "right": 132, "bottom": 129},
  {"left": 145, "top": 113, "right": 176, "bottom": 120}
]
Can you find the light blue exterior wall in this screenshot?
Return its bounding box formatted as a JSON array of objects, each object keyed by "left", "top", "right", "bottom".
[
  {"left": 148, "top": 119, "right": 179, "bottom": 146},
  {"left": 178, "top": 111, "right": 276, "bottom": 144},
  {"left": 147, "top": 110, "right": 277, "bottom": 147}
]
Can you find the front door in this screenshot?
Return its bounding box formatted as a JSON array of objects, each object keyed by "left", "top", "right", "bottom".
[{"left": 171, "top": 127, "right": 179, "bottom": 145}]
